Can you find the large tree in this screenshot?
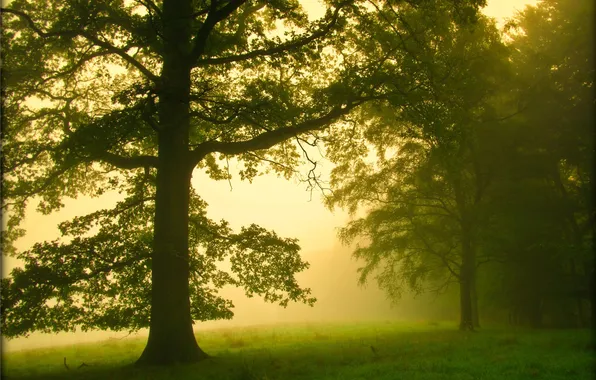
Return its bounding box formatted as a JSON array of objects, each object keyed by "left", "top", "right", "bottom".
[
  {"left": 509, "top": 0, "right": 594, "bottom": 326},
  {"left": 324, "top": 6, "right": 510, "bottom": 331},
  {"left": 0, "top": 0, "right": 486, "bottom": 366}
]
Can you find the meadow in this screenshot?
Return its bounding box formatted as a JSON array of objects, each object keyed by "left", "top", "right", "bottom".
[{"left": 2, "top": 321, "right": 594, "bottom": 380}]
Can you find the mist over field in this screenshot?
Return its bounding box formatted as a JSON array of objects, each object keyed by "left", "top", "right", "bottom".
[
  {"left": 3, "top": 242, "right": 458, "bottom": 352},
  {"left": 2, "top": 148, "right": 462, "bottom": 353},
  {"left": 2, "top": 174, "right": 459, "bottom": 352},
  {"left": 1, "top": 1, "right": 592, "bottom": 378}
]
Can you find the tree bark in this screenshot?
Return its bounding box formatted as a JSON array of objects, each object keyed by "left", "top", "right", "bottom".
[
  {"left": 453, "top": 176, "right": 475, "bottom": 332},
  {"left": 136, "top": 132, "right": 208, "bottom": 365},
  {"left": 571, "top": 258, "right": 586, "bottom": 328},
  {"left": 458, "top": 219, "right": 475, "bottom": 331},
  {"left": 136, "top": 0, "right": 208, "bottom": 365}
]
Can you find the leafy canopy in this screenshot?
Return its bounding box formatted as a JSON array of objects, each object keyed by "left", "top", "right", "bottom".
[
  {"left": 1, "top": 0, "right": 359, "bottom": 338},
  {"left": 324, "top": 8, "right": 510, "bottom": 299},
  {"left": 1, "top": 0, "right": 488, "bottom": 338}
]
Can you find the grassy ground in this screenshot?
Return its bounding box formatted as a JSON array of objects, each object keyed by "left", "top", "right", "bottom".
[{"left": 2, "top": 321, "right": 594, "bottom": 380}]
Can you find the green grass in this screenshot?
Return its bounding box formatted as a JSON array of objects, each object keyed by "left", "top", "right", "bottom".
[{"left": 2, "top": 321, "right": 594, "bottom": 380}]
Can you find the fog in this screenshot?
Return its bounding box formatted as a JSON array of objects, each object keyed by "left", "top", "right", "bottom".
[
  {"left": 2, "top": 167, "right": 459, "bottom": 352},
  {"left": 2, "top": 0, "right": 537, "bottom": 353}
]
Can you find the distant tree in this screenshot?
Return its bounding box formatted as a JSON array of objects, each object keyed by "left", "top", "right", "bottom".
[
  {"left": 324, "top": 6, "right": 509, "bottom": 331},
  {"left": 0, "top": 0, "right": 487, "bottom": 366},
  {"left": 479, "top": 0, "right": 595, "bottom": 328}
]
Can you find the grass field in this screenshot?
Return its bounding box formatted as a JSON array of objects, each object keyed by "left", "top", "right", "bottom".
[{"left": 2, "top": 321, "right": 594, "bottom": 380}]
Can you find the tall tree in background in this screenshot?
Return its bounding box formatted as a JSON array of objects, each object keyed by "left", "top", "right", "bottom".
[
  {"left": 324, "top": 5, "right": 508, "bottom": 331},
  {"left": 1, "top": 0, "right": 487, "bottom": 366},
  {"left": 479, "top": 0, "right": 595, "bottom": 328},
  {"left": 512, "top": 0, "right": 594, "bottom": 327}
]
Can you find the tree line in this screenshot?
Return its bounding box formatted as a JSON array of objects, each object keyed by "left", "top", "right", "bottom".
[{"left": 325, "top": 0, "right": 594, "bottom": 330}]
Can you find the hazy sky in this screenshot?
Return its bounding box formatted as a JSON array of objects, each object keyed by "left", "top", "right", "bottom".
[{"left": 2, "top": 0, "right": 540, "bottom": 352}]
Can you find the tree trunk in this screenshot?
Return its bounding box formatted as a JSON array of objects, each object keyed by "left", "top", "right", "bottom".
[
  {"left": 591, "top": 267, "right": 595, "bottom": 328},
  {"left": 136, "top": 134, "right": 208, "bottom": 365},
  {"left": 575, "top": 290, "right": 585, "bottom": 328},
  {"left": 459, "top": 229, "right": 475, "bottom": 331},
  {"left": 508, "top": 308, "right": 516, "bottom": 326},
  {"left": 452, "top": 172, "right": 476, "bottom": 332},
  {"left": 456, "top": 206, "right": 475, "bottom": 330},
  {"left": 459, "top": 264, "right": 474, "bottom": 331},
  {"left": 136, "top": 0, "right": 207, "bottom": 365},
  {"left": 471, "top": 275, "right": 480, "bottom": 328}
]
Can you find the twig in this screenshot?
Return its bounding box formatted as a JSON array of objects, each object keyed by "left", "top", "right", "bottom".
[{"left": 226, "top": 155, "right": 233, "bottom": 191}]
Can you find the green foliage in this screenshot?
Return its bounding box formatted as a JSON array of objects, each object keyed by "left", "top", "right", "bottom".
[
  {"left": 1, "top": 182, "right": 315, "bottom": 338},
  {"left": 326, "top": 0, "right": 594, "bottom": 329},
  {"left": 0, "top": 0, "right": 349, "bottom": 337},
  {"left": 476, "top": 0, "right": 595, "bottom": 327},
  {"left": 325, "top": 8, "right": 510, "bottom": 300}
]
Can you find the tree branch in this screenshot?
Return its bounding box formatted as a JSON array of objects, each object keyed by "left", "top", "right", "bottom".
[
  {"left": 189, "top": 101, "right": 362, "bottom": 166},
  {"left": 244, "top": 151, "right": 297, "bottom": 174},
  {"left": 189, "top": 0, "right": 248, "bottom": 62},
  {"left": 410, "top": 219, "right": 461, "bottom": 279},
  {"left": 135, "top": 0, "right": 162, "bottom": 18},
  {"left": 1, "top": 8, "right": 159, "bottom": 82},
  {"left": 96, "top": 152, "right": 158, "bottom": 169},
  {"left": 296, "top": 137, "right": 331, "bottom": 201},
  {"left": 192, "top": 1, "right": 348, "bottom": 67}
]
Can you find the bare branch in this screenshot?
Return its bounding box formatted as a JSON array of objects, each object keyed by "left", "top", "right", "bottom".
[
  {"left": 225, "top": 155, "right": 233, "bottom": 191},
  {"left": 244, "top": 151, "right": 297, "bottom": 175},
  {"left": 296, "top": 137, "right": 331, "bottom": 201},
  {"left": 422, "top": 273, "right": 458, "bottom": 298}
]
